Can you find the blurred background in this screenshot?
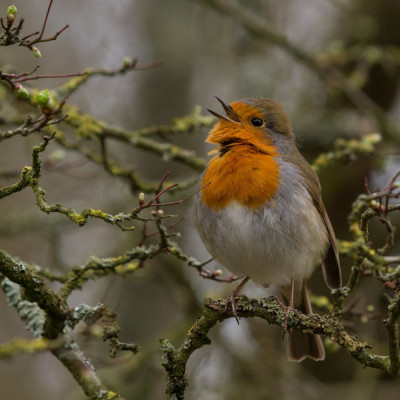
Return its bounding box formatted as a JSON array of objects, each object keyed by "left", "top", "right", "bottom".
[{"left": 1, "top": 0, "right": 400, "bottom": 399}]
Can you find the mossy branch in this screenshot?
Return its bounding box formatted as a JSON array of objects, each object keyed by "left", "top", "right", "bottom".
[
  {"left": 58, "top": 244, "right": 163, "bottom": 299},
  {"left": 0, "top": 337, "right": 58, "bottom": 360},
  {"left": 386, "top": 288, "right": 400, "bottom": 375},
  {"left": 161, "top": 296, "right": 391, "bottom": 399},
  {"left": 0, "top": 249, "right": 132, "bottom": 399},
  {"left": 312, "top": 133, "right": 382, "bottom": 174},
  {"left": 51, "top": 339, "right": 125, "bottom": 400},
  {"left": 61, "top": 104, "right": 209, "bottom": 171},
  {"left": 0, "top": 250, "right": 67, "bottom": 338}
]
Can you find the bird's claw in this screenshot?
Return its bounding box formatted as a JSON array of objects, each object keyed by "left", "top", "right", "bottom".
[
  {"left": 225, "top": 292, "right": 248, "bottom": 324},
  {"left": 268, "top": 295, "right": 299, "bottom": 335}
]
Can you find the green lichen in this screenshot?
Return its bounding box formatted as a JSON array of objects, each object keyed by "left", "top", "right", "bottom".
[
  {"left": 0, "top": 337, "right": 48, "bottom": 360},
  {"left": 66, "top": 106, "right": 104, "bottom": 139},
  {"left": 312, "top": 133, "right": 382, "bottom": 174}
]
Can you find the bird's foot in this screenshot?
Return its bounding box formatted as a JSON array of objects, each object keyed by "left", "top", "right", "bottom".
[
  {"left": 268, "top": 295, "right": 299, "bottom": 335},
  {"left": 282, "top": 304, "right": 299, "bottom": 334},
  {"left": 225, "top": 290, "right": 248, "bottom": 324},
  {"left": 223, "top": 276, "right": 250, "bottom": 324}
]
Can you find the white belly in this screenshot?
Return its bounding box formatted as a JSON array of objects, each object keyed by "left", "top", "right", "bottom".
[{"left": 194, "top": 190, "right": 328, "bottom": 287}]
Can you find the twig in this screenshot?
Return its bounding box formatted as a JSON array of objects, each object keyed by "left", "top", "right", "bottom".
[
  {"left": 54, "top": 59, "right": 164, "bottom": 99},
  {"left": 19, "top": 0, "right": 69, "bottom": 49},
  {"left": 0, "top": 1, "right": 69, "bottom": 50},
  {"left": 0, "top": 102, "right": 66, "bottom": 142},
  {"left": 0, "top": 67, "right": 86, "bottom": 91}
]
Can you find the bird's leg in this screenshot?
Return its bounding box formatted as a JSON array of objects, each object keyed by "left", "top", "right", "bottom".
[
  {"left": 283, "top": 277, "right": 296, "bottom": 334},
  {"left": 225, "top": 276, "right": 250, "bottom": 324},
  {"left": 284, "top": 278, "right": 295, "bottom": 332}
]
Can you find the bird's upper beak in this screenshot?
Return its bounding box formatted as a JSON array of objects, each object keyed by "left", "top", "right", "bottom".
[{"left": 207, "top": 97, "right": 240, "bottom": 124}]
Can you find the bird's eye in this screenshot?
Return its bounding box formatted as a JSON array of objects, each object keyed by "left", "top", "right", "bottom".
[{"left": 251, "top": 118, "right": 263, "bottom": 127}]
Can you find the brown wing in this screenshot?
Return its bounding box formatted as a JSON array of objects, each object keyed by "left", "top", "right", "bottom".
[
  {"left": 290, "top": 150, "right": 342, "bottom": 289},
  {"left": 316, "top": 204, "right": 342, "bottom": 289}
]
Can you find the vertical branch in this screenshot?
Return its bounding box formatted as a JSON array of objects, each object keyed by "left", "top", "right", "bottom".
[{"left": 386, "top": 289, "right": 400, "bottom": 376}]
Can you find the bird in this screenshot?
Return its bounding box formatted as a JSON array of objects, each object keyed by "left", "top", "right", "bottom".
[{"left": 193, "top": 97, "right": 341, "bottom": 362}]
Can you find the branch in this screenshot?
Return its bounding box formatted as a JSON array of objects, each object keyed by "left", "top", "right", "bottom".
[
  {"left": 0, "top": 101, "right": 67, "bottom": 143},
  {"left": 0, "top": 2, "right": 68, "bottom": 54},
  {"left": 54, "top": 58, "right": 164, "bottom": 99},
  {"left": 0, "top": 67, "right": 86, "bottom": 97},
  {"left": 0, "top": 337, "right": 58, "bottom": 360},
  {"left": 0, "top": 135, "right": 193, "bottom": 230},
  {"left": 0, "top": 254, "right": 129, "bottom": 399},
  {"left": 51, "top": 336, "right": 125, "bottom": 400},
  {"left": 386, "top": 289, "right": 400, "bottom": 376},
  {"left": 312, "top": 133, "right": 382, "bottom": 174},
  {"left": 0, "top": 251, "right": 68, "bottom": 339},
  {"left": 161, "top": 297, "right": 391, "bottom": 399},
  {"left": 57, "top": 244, "right": 162, "bottom": 299},
  {"left": 61, "top": 104, "right": 209, "bottom": 171},
  {"left": 19, "top": 0, "right": 69, "bottom": 50}
]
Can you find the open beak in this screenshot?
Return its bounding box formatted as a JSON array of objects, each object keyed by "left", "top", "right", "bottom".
[{"left": 207, "top": 96, "right": 240, "bottom": 123}]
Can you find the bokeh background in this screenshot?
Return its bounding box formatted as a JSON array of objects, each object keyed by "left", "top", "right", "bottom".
[{"left": 1, "top": 0, "right": 400, "bottom": 399}]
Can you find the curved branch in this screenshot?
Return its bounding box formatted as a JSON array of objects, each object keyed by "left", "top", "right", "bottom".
[
  {"left": 161, "top": 296, "right": 392, "bottom": 399},
  {"left": 0, "top": 250, "right": 68, "bottom": 339}
]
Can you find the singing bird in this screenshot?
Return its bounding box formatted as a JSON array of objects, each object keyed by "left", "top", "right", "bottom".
[{"left": 193, "top": 97, "right": 341, "bottom": 362}]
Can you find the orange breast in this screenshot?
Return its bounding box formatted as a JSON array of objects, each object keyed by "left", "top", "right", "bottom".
[{"left": 200, "top": 145, "right": 280, "bottom": 210}]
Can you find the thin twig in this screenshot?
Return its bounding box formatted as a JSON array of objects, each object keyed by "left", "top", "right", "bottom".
[{"left": 19, "top": 0, "right": 69, "bottom": 49}]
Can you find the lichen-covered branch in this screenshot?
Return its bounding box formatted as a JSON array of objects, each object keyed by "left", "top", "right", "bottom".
[
  {"left": 0, "top": 250, "right": 67, "bottom": 338},
  {"left": 61, "top": 104, "right": 209, "bottom": 171},
  {"left": 0, "top": 337, "right": 57, "bottom": 360},
  {"left": 312, "top": 133, "right": 382, "bottom": 174},
  {"left": 0, "top": 250, "right": 132, "bottom": 399},
  {"left": 58, "top": 244, "right": 162, "bottom": 299},
  {"left": 51, "top": 338, "right": 125, "bottom": 400},
  {"left": 386, "top": 289, "right": 400, "bottom": 376},
  {"left": 161, "top": 296, "right": 391, "bottom": 399}
]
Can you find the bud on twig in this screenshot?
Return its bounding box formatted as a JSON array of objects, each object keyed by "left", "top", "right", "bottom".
[
  {"left": 6, "top": 5, "right": 17, "bottom": 22},
  {"left": 138, "top": 192, "right": 145, "bottom": 206},
  {"left": 32, "top": 46, "right": 42, "bottom": 59},
  {"left": 14, "top": 84, "right": 29, "bottom": 99},
  {"left": 369, "top": 200, "right": 377, "bottom": 209},
  {"left": 35, "top": 89, "right": 52, "bottom": 106},
  {"left": 123, "top": 56, "right": 132, "bottom": 68},
  {"left": 7, "top": 5, "right": 17, "bottom": 15},
  {"left": 35, "top": 89, "right": 55, "bottom": 114}
]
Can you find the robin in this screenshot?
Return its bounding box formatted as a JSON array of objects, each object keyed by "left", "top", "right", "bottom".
[{"left": 193, "top": 97, "right": 341, "bottom": 362}]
